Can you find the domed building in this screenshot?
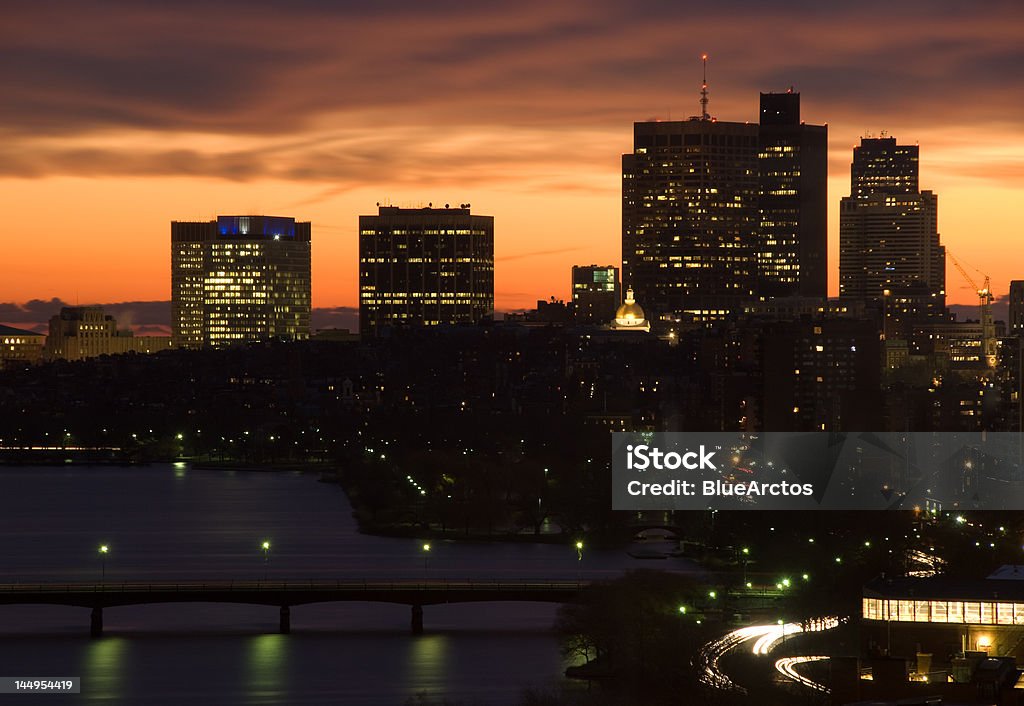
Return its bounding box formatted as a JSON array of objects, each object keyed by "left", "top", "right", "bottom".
[{"left": 610, "top": 287, "right": 650, "bottom": 332}]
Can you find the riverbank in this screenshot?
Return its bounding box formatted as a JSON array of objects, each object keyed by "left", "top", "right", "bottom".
[{"left": 357, "top": 521, "right": 573, "bottom": 545}]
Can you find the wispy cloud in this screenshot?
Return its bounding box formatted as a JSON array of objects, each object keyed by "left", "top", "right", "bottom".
[
  {"left": 1, "top": 0, "right": 1021, "bottom": 188},
  {"left": 497, "top": 247, "right": 589, "bottom": 262}
]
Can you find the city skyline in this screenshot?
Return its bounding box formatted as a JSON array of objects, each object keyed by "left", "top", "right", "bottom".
[{"left": 3, "top": 1, "right": 1023, "bottom": 315}]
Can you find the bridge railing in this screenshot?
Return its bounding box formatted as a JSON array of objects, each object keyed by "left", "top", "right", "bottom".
[{"left": 0, "top": 579, "right": 588, "bottom": 594}]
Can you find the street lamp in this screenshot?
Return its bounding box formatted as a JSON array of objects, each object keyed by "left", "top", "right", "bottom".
[
  {"left": 261, "top": 540, "right": 271, "bottom": 580},
  {"left": 422, "top": 543, "right": 431, "bottom": 580},
  {"left": 98, "top": 544, "right": 109, "bottom": 583},
  {"left": 575, "top": 541, "right": 584, "bottom": 582}
]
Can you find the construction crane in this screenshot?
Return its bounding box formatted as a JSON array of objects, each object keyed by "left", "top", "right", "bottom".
[{"left": 947, "top": 251, "right": 996, "bottom": 368}]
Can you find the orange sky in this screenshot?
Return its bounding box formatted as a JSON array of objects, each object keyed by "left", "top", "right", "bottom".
[{"left": 2, "top": 1, "right": 1023, "bottom": 312}]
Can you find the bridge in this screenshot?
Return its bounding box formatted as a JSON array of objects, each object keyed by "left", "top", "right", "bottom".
[{"left": 0, "top": 579, "right": 585, "bottom": 637}]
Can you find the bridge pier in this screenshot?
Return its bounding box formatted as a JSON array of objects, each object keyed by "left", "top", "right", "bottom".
[
  {"left": 411, "top": 605, "right": 423, "bottom": 635},
  {"left": 279, "top": 606, "right": 291, "bottom": 634},
  {"left": 90, "top": 607, "right": 103, "bottom": 638}
]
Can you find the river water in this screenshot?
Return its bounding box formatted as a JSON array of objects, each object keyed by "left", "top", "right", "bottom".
[{"left": 0, "top": 464, "right": 697, "bottom": 705}]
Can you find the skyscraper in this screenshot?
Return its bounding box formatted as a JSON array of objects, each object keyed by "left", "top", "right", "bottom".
[
  {"left": 359, "top": 205, "right": 494, "bottom": 337},
  {"left": 171, "top": 215, "right": 311, "bottom": 349},
  {"left": 622, "top": 89, "right": 759, "bottom": 328},
  {"left": 571, "top": 265, "right": 620, "bottom": 324},
  {"left": 1010, "top": 281, "right": 1024, "bottom": 335},
  {"left": 757, "top": 91, "right": 828, "bottom": 298},
  {"left": 849, "top": 136, "right": 919, "bottom": 198},
  {"left": 622, "top": 70, "right": 829, "bottom": 329},
  {"left": 839, "top": 137, "right": 945, "bottom": 329}
]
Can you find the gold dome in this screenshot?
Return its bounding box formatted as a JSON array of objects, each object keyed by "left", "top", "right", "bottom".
[{"left": 613, "top": 287, "right": 648, "bottom": 328}]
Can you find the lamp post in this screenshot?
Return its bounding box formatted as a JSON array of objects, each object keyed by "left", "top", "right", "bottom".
[
  {"left": 98, "top": 544, "right": 109, "bottom": 583},
  {"left": 575, "top": 541, "right": 584, "bottom": 583},
  {"left": 261, "top": 540, "right": 271, "bottom": 581},
  {"left": 422, "top": 543, "right": 431, "bottom": 581}
]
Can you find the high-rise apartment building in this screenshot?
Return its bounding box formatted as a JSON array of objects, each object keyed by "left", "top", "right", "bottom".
[
  {"left": 358, "top": 205, "right": 494, "bottom": 337},
  {"left": 839, "top": 137, "right": 945, "bottom": 330},
  {"left": 571, "top": 265, "right": 620, "bottom": 324},
  {"left": 171, "top": 216, "right": 311, "bottom": 349},
  {"left": 757, "top": 91, "right": 828, "bottom": 298}
]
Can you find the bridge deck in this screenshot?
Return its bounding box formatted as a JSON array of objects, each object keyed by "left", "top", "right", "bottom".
[{"left": 0, "top": 580, "right": 585, "bottom": 608}]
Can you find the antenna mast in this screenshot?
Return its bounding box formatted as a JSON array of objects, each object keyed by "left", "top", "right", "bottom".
[{"left": 700, "top": 54, "right": 710, "bottom": 121}]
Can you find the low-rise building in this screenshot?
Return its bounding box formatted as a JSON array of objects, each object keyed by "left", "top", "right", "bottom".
[
  {"left": 44, "top": 307, "right": 172, "bottom": 362},
  {"left": 0, "top": 325, "right": 45, "bottom": 369}
]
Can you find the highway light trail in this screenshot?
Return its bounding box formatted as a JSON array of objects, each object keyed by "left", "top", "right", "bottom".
[
  {"left": 775, "top": 656, "right": 830, "bottom": 692},
  {"left": 695, "top": 617, "right": 839, "bottom": 693},
  {"left": 752, "top": 616, "right": 840, "bottom": 656}
]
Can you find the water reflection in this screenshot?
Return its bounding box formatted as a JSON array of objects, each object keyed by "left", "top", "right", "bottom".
[
  {"left": 407, "top": 634, "right": 450, "bottom": 698},
  {"left": 82, "top": 637, "right": 125, "bottom": 703},
  {"left": 245, "top": 634, "right": 288, "bottom": 703}
]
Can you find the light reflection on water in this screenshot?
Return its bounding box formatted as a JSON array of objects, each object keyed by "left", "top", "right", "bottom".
[
  {"left": 407, "top": 634, "right": 451, "bottom": 701},
  {"left": 0, "top": 465, "right": 701, "bottom": 704},
  {"left": 82, "top": 636, "right": 125, "bottom": 703},
  {"left": 246, "top": 634, "right": 287, "bottom": 704}
]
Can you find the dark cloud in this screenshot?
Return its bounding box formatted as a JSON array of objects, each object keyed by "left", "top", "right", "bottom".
[
  {"left": 0, "top": 299, "right": 170, "bottom": 332},
  {"left": 0, "top": 298, "right": 75, "bottom": 327},
  {"left": 311, "top": 307, "right": 358, "bottom": 333},
  {"left": 0, "top": 300, "right": 362, "bottom": 336},
  {"left": 8, "top": 296, "right": 1006, "bottom": 333},
  {"left": 497, "top": 247, "right": 588, "bottom": 262},
  {"left": 949, "top": 302, "right": 1009, "bottom": 324},
  {"left": 2, "top": 0, "right": 1022, "bottom": 186}
]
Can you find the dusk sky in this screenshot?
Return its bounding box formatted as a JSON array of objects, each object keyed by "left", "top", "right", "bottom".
[{"left": 3, "top": 0, "right": 1024, "bottom": 318}]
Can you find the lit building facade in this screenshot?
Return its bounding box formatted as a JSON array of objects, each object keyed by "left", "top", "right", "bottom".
[
  {"left": 358, "top": 205, "right": 494, "bottom": 337},
  {"left": 571, "top": 265, "right": 620, "bottom": 324},
  {"left": 863, "top": 572, "right": 1024, "bottom": 661},
  {"left": 910, "top": 320, "right": 1005, "bottom": 368},
  {"left": 0, "top": 325, "right": 45, "bottom": 369},
  {"left": 171, "top": 216, "right": 311, "bottom": 348},
  {"left": 849, "top": 136, "right": 919, "bottom": 198},
  {"left": 622, "top": 117, "right": 759, "bottom": 328},
  {"left": 757, "top": 91, "right": 828, "bottom": 298},
  {"left": 44, "top": 307, "right": 172, "bottom": 362},
  {"left": 839, "top": 137, "right": 946, "bottom": 330}
]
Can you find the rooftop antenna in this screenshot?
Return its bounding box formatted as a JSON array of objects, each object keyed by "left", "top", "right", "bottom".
[{"left": 700, "top": 54, "right": 710, "bottom": 121}]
